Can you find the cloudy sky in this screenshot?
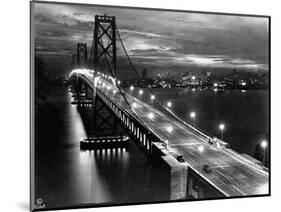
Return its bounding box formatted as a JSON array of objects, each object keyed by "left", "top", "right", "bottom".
[{"left": 33, "top": 2, "right": 269, "bottom": 77}]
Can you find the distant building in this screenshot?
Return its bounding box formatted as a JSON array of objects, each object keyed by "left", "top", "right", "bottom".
[{"left": 181, "top": 72, "right": 199, "bottom": 87}]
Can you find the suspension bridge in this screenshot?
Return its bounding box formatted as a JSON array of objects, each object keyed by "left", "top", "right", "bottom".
[{"left": 69, "top": 14, "right": 269, "bottom": 200}]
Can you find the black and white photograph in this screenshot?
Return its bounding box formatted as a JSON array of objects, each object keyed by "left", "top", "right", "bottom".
[{"left": 30, "top": 1, "right": 270, "bottom": 211}]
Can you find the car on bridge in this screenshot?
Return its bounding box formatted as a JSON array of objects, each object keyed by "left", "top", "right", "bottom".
[
  {"left": 203, "top": 165, "right": 212, "bottom": 173},
  {"left": 176, "top": 154, "right": 185, "bottom": 162}
]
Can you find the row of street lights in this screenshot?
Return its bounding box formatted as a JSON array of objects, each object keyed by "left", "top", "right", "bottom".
[
  {"left": 112, "top": 83, "right": 268, "bottom": 167},
  {"left": 129, "top": 85, "right": 171, "bottom": 106},
  {"left": 116, "top": 83, "right": 269, "bottom": 166},
  {"left": 128, "top": 86, "right": 229, "bottom": 141}
]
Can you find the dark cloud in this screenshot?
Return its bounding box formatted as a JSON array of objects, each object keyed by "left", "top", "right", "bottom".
[
  {"left": 35, "top": 13, "right": 57, "bottom": 24},
  {"left": 33, "top": 2, "right": 269, "bottom": 77}
]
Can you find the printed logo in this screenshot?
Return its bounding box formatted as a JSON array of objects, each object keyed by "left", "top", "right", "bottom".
[{"left": 34, "top": 198, "right": 46, "bottom": 209}]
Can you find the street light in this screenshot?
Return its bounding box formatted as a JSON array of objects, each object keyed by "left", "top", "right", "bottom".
[
  {"left": 150, "top": 94, "right": 155, "bottom": 100},
  {"left": 166, "top": 126, "right": 173, "bottom": 133},
  {"left": 261, "top": 140, "right": 267, "bottom": 166},
  {"left": 130, "top": 85, "right": 134, "bottom": 91},
  {"left": 139, "top": 89, "right": 143, "bottom": 95},
  {"left": 167, "top": 101, "right": 172, "bottom": 108},
  {"left": 148, "top": 112, "right": 154, "bottom": 119},
  {"left": 132, "top": 102, "right": 137, "bottom": 108},
  {"left": 190, "top": 112, "right": 196, "bottom": 127},
  {"left": 219, "top": 124, "right": 225, "bottom": 140}
]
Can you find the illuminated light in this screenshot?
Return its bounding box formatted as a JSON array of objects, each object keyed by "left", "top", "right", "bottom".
[
  {"left": 219, "top": 124, "right": 225, "bottom": 131},
  {"left": 214, "top": 83, "right": 218, "bottom": 87},
  {"left": 241, "top": 89, "right": 246, "bottom": 93},
  {"left": 191, "top": 76, "right": 196, "bottom": 80},
  {"left": 117, "top": 80, "right": 121, "bottom": 85},
  {"left": 166, "top": 126, "right": 173, "bottom": 133},
  {"left": 107, "top": 85, "right": 111, "bottom": 90},
  {"left": 130, "top": 85, "right": 134, "bottom": 91},
  {"left": 150, "top": 95, "right": 155, "bottom": 100},
  {"left": 261, "top": 140, "right": 267, "bottom": 148},
  {"left": 190, "top": 112, "right": 196, "bottom": 118},
  {"left": 148, "top": 112, "right": 154, "bottom": 119},
  {"left": 214, "top": 88, "right": 218, "bottom": 92},
  {"left": 198, "top": 145, "right": 204, "bottom": 153},
  {"left": 260, "top": 140, "right": 267, "bottom": 166},
  {"left": 139, "top": 89, "right": 143, "bottom": 95},
  {"left": 167, "top": 102, "right": 172, "bottom": 107},
  {"left": 113, "top": 90, "right": 117, "bottom": 94},
  {"left": 192, "top": 88, "right": 196, "bottom": 91},
  {"left": 241, "top": 82, "right": 246, "bottom": 86},
  {"left": 102, "top": 82, "right": 105, "bottom": 87},
  {"left": 132, "top": 102, "right": 137, "bottom": 108}
]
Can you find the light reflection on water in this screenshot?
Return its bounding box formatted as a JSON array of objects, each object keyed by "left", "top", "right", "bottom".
[
  {"left": 78, "top": 150, "right": 112, "bottom": 204},
  {"left": 66, "top": 91, "right": 87, "bottom": 144},
  {"left": 36, "top": 88, "right": 139, "bottom": 208}
]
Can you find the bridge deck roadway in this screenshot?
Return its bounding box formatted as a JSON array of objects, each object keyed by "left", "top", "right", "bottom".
[{"left": 78, "top": 72, "right": 269, "bottom": 197}]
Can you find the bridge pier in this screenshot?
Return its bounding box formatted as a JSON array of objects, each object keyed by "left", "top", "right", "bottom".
[
  {"left": 151, "top": 142, "right": 188, "bottom": 200},
  {"left": 92, "top": 95, "right": 122, "bottom": 136},
  {"left": 186, "top": 168, "right": 225, "bottom": 199},
  {"left": 85, "top": 84, "right": 93, "bottom": 100},
  {"left": 151, "top": 142, "right": 225, "bottom": 200}
]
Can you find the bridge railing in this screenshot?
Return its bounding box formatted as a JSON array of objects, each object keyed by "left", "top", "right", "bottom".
[{"left": 96, "top": 87, "right": 170, "bottom": 157}]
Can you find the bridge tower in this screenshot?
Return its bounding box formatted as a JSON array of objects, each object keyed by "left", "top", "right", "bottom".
[
  {"left": 77, "top": 43, "right": 88, "bottom": 68},
  {"left": 91, "top": 14, "right": 116, "bottom": 75}
]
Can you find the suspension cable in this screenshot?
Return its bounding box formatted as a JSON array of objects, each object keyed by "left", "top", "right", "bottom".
[
  {"left": 116, "top": 25, "right": 214, "bottom": 139},
  {"left": 97, "top": 30, "right": 146, "bottom": 124}
]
